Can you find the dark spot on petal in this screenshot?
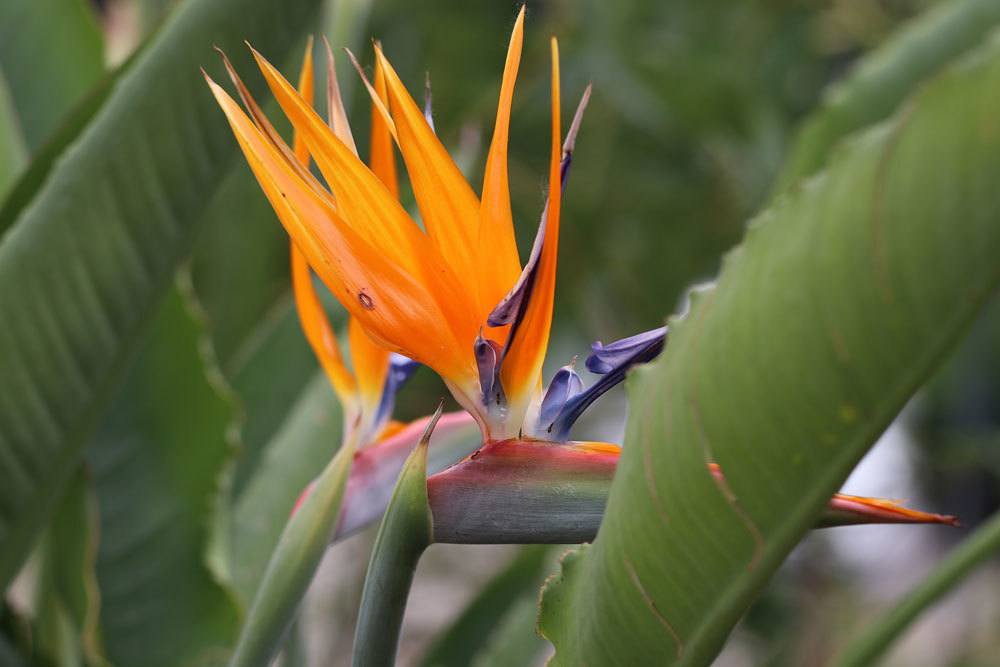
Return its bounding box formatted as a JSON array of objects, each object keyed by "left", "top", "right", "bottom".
[
  {"left": 470, "top": 450, "right": 480, "bottom": 460},
  {"left": 359, "top": 290, "right": 374, "bottom": 310}
]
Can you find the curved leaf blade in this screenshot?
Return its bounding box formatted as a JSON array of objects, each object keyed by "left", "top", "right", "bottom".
[
  {"left": 0, "top": 70, "right": 27, "bottom": 198},
  {"left": 540, "top": 32, "right": 1000, "bottom": 665},
  {"left": 0, "top": 0, "right": 323, "bottom": 588},
  {"left": 0, "top": 0, "right": 103, "bottom": 152},
  {"left": 88, "top": 286, "right": 240, "bottom": 667},
  {"left": 776, "top": 0, "right": 1000, "bottom": 191}
]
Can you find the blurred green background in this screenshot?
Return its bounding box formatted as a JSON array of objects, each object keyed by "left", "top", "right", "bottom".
[{"left": 3, "top": 0, "right": 1000, "bottom": 665}]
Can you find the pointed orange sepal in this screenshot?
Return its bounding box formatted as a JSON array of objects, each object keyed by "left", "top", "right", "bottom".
[
  {"left": 497, "top": 37, "right": 562, "bottom": 427},
  {"left": 370, "top": 50, "right": 400, "bottom": 198},
  {"left": 478, "top": 7, "right": 526, "bottom": 329}
]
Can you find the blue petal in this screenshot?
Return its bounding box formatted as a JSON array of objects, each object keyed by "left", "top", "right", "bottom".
[
  {"left": 373, "top": 353, "right": 420, "bottom": 431},
  {"left": 586, "top": 325, "right": 668, "bottom": 374},
  {"left": 546, "top": 326, "right": 667, "bottom": 440},
  {"left": 475, "top": 334, "right": 505, "bottom": 406},
  {"left": 539, "top": 362, "right": 585, "bottom": 427}
]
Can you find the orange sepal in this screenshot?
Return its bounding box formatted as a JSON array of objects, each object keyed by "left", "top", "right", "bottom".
[
  {"left": 478, "top": 7, "right": 526, "bottom": 328},
  {"left": 370, "top": 52, "right": 400, "bottom": 198},
  {"left": 205, "top": 76, "right": 471, "bottom": 380},
  {"left": 373, "top": 46, "right": 484, "bottom": 315},
  {"left": 498, "top": 38, "right": 562, "bottom": 420},
  {"left": 286, "top": 43, "right": 358, "bottom": 411}
]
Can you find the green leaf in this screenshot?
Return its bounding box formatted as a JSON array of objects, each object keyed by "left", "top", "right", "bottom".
[
  {"left": 0, "top": 61, "right": 129, "bottom": 240},
  {"left": 0, "top": 70, "right": 27, "bottom": 199},
  {"left": 227, "top": 372, "right": 343, "bottom": 606},
  {"left": 87, "top": 285, "right": 240, "bottom": 667},
  {"left": 33, "top": 467, "right": 106, "bottom": 667},
  {"left": 469, "top": 595, "right": 548, "bottom": 667},
  {"left": 189, "top": 168, "right": 319, "bottom": 498},
  {"left": 228, "top": 418, "right": 357, "bottom": 667},
  {"left": 776, "top": 0, "right": 1000, "bottom": 192},
  {"left": 834, "top": 510, "right": 1000, "bottom": 667},
  {"left": 539, "top": 31, "right": 1000, "bottom": 665},
  {"left": 0, "top": 0, "right": 103, "bottom": 152},
  {"left": 0, "top": 0, "right": 324, "bottom": 589},
  {"left": 420, "top": 546, "right": 551, "bottom": 667},
  {"left": 353, "top": 410, "right": 437, "bottom": 667}
]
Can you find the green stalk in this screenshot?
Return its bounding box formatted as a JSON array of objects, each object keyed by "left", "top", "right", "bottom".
[
  {"left": 835, "top": 511, "right": 1000, "bottom": 667},
  {"left": 352, "top": 407, "right": 439, "bottom": 667},
  {"left": 228, "top": 431, "right": 359, "bottom": 667}
]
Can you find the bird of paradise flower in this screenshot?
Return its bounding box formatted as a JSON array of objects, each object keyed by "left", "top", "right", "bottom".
[{"left": 205, "top": 8, "right": 956, "bottom": 543}]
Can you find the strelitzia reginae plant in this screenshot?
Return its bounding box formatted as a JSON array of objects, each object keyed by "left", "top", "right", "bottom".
[{"left": 204, "top": 7, "right": 957, "bottom": 664}]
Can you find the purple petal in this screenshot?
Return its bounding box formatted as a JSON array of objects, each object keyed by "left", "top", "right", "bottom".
[
  {"left": 475, "top": 334, "right": 505, "bottom": 405},
  {"left": 373, "top": 353, "right": 420, "bottom": 430},
  {"left": 587, "top": 325, "right": 668, "bottom": 374},
  {"left": 546, "top": 325, "right": 667, "bottom": 440},
  {"left": 539, "top": 362, "right": 585, "bottom": 427}
]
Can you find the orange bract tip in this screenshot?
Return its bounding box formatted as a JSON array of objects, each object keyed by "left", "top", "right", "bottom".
[
  {"left": 292, "top": 39, "right": 315, "bottom": 164},
  {"left": 478, "top": 6, "right": 526, "bottom": 334},
  {"left": 497, "top": 34, "right": 562, "bottom": 425},
  {"left": 372, "top": 47, "right": 485, "bottom": 329},
  {"left": 369, "top": 51, "right": 399, "bottom": 197}
]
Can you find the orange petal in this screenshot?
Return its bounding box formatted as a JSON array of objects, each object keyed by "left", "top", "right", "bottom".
[
  {"left": 498, "top": 38, "right": 561, "bottom": 420},
  {"left": 370, "top": 50, "right": 400, "bottom": 198},
  {"left": 248, "top": 48, "right": 481, "bottom": 381},
  {"left": 373, "top": 46, "right": 484, "bottom": 313},
  {"left": 206, "top": 75, "right": 469, "bottom": 379},
  {"left": 291, "top": 246, "right": 358, "bottom": 408},
  {"left": 292, "top": 38, "right": 315, "bottom": 163},
  {"left": 250, "top": 46, "right": 427, "bottom": 278},
  {"left": 478, "top": 7, "right": 525, "bottom": 326},
  {"left": 348, "top": 316, "right": 391, "bottom": 414},
  {"left": 287, "top": 41, "right": 358, "bottom": 410}
]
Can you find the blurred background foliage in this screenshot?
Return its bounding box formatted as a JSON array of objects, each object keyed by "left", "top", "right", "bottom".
[{"left": 2, "top": 0, "right": 1000, "bottom": 665}]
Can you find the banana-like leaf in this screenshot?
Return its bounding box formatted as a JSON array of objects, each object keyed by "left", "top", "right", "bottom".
[
  {"left": 0, "top": 0, "right": 103, "bottom": 152},
  {"left": 229, "top": 373, "right": 344, "bottom": 605},
  {"left": 189, "top": 166, "right": 318, "bottom": 498},
  {"left": 775, "top": 0, "right": 1000, "bottom": 191},
  {"left": 87, "top": 286, "right": 240, "bottom": 667},
  {"left": 539, "top": 32, "right": 1000, "bottom": 665},
  {"left": 469, "top": 596, "right": 548, "bottom": 667},
  {"left": 0, "top": 71, "right": 27, "bottom": 198},
  {"left": 0, "top": 62, "right": 130, "bottom": 240},
  {"left": 0, "top": 0, "right": 324, "bottom": 589},
  {"left": 32, "top": 468, "right": 106, "bottom": 667}
]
